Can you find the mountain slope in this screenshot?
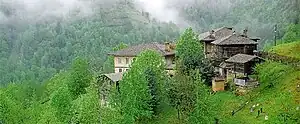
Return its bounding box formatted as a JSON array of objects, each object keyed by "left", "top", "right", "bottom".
[
  {"left": 0, "top": 1, "right": 180, "bottom": 84},
  {"left": 269, "top": 41, "right": 300, "bottom": 59},
  {"left": 210, "top": 42, "right": 300, "bottom": 123}
]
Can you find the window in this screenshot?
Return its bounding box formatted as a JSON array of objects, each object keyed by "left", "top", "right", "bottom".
[
  {"left": 126, "top": 58, "right": 129, "bottom": 64},
  {"left": 118, "top": 58, "right": 122, "bottom": 64},
  {"left": 119, "top": 68, "right": 122, "bottom": 72},
  {"left": 126, "top": 69, "right": 129, "bottom": 71}
]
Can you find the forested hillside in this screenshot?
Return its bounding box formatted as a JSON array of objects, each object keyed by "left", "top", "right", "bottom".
[
  {"left": 0, "top": 0, "right": 300, "bottom": 123},
  {"left": 0, "top": 0, "right": 180, "bottom": 84},
  {"left": 174, "top": 0, "right": 300, "bottom": 47},
  {"left": 0, "top": 0, "right": 299, "bottom": 84}
]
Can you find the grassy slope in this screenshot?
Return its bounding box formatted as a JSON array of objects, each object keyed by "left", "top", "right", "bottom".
[
  {"left": 213, "top": 42, "right": 300, "bottom": 123},
  {"left": 218, "top": 62, "right": 299, "bottom": 124},
  {"left": 143, "top": 42, "right": 300, "bottom": 124},
  {"left": 269, "top": 41, "right": 300, "bottom": 59}
]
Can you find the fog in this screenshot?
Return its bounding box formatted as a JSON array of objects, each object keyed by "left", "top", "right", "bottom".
[
  {"left": 134, "top": 0, "right": 233, "bottom": 27},
  {"left": 0, "top": 0, "right": 98, "bottom": 23},
  {"left": 134, "top": 0, "right": 182, "bottom": 24},
  {"left": 0, "top": 0, "right": 233, "bottom": 24}
]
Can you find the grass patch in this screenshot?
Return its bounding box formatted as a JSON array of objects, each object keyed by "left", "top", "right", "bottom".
[
  {"left": 269, "top": 41, "right": 300, "bottom": 59},
  {"left": 140, "top": 102, "right": 181, "bottom": 124},
  {"left": 208, "top": 61, "right": 300, "bottom": 124}
]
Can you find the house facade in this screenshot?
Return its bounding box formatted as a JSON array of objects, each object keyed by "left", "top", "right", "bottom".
[
  {"left": 199, "top": 27, "right": 262, "bottom": 90},
  {"left": 199, "top": 27, "right": 234, "bottom": 59},
  {"left": 108, "top": 42, "right": 176, "bottom": 75},
  {"left": 199, "top": 27, "right": 259, "bottom": 61},
  {"left": 211, "top": 34, "right": 258, "bottom": 60}
]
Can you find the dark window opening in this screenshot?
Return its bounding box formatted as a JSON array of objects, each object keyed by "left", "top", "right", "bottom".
[{"left": 126, "top": 58, "right": 129, "bottom": 64}]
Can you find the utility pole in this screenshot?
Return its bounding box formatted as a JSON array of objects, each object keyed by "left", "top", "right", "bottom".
[{"left": 274, "top": 24, "right": 278, "bottom": 46}]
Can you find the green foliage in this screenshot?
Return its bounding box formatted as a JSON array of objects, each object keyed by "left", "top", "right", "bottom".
[
  {"left": 282, "top": 24, "right": 300, "bottom": 43},
  {"left": 269, "top": 40, "right": 300, "bottom": 59},
  {"left": 68, "top": 58, "right": 92, "bottom": 99},
  {"left": 145, "top": 68, "right": 160, "bottom": 114},
  {"left": 176, "top": 27, "right": 214, "bottom": 84},
  {"left": 1, "top": 1, "right": 300, "bottom": 123},
  {"left": 168, "top": 71, "right": 197, "bottom": 122},
  {"left": 188, "top": 71, "right": 215, "bottom": 124},
  {"left": 0, "top": 1, "right": 180, "bottom": 84},
  {"left": 118, "top": 50, "right": 166, "bottom": 123},
  {"left": 0, "top": 82, "right": 44, "bottom": 124},
  {"left": 0, "top": 58, "right": 101, "bottom": 124},
  {"left": 71, "top": 81, "right": 101, "bottom": 124},
  {"left": 255, "top": 61, "right": 294, "bottom": 88},
  {"left": 176, "top": 27, "right": 204, "bottom": 71},
  {"left": 176, "top": 0, "right": 300, "bottom": 48},
  {"left": 50, "top": 86, "right": 73, "bottom": 123}
]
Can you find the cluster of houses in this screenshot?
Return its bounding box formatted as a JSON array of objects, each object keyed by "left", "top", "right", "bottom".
[{"left": 100, "top": 27, "right": 264, "bottom": 92}]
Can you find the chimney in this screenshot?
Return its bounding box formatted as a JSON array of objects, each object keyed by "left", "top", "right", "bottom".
[
  {"left": 209, "top": 30, "right": 215, "bottom": 39},
  {"left": 242, "top": 28, "right": 248, "bottom": 37},
  {"left": 233, "top": 30, "right": 236, "bottom": 35},
  {"left": 165, "top": 42, "right": 171, "bottom": 52},
  {"left": 170, "top": 43, "right": 176, "bottom": 50}
]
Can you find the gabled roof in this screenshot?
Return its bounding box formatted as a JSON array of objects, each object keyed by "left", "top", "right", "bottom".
[
  {"left": 225, "top": 54, "right": 261, "bottom": 64},
  {"left": 108, "top": 42, "right": 175, "bottom": 57},
  {"left": 211, "top": 34, "right": 258, "bottom": 45},
  {"left": 102, "top": 72, "right": 123, "bottom": 82},
  {"left": 219, "top": 62, "right": 234, "bottom": 69},
  {"left": 199, "top": 27, "right": 234, "bottom": 41}
]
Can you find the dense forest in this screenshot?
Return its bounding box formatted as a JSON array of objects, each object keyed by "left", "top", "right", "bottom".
[
  {"left": 0, "top": 0, "right": 300, "bottom": 124},
  {"left": 0, "top": 0, "right": 299, "bottom": 84}
]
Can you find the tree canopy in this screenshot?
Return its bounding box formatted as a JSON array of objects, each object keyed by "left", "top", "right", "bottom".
[{"left": 117, "top": 50, "right": 166, "bottom": 123}]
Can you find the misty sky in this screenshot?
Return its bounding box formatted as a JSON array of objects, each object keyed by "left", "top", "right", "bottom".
[
  {"left": 0, "top": 0, "right": 233, "bottom": 27},
  {"left": 135, "top": 0, "right": 180, "bottom": 23},
  {"left": 0, "top": 0, "right": 95, "bottom": 23},
  {"left": 0, "top": 0, "right": 189, "bottom": 24}
]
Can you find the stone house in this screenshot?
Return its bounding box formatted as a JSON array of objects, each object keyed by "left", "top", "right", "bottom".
[
  {"left": 108, "top": 42, "right": 176, "bottom": 75},
  {"left": 199, "top": 27, "right": 260, "bottom": 61},
  {"left": 224, "top": 54, "right": 264, "bottom": 86},
  {"left": 199, "top": 27, "right": 262, "bottom": 90}
]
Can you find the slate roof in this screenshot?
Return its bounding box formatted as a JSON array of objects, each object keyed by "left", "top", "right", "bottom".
[
  {"left": 211, "top": 34, "right": 258, "bottom": 45},
  {"left": 102, "top": 72, "right": 123, "bottom": 82},
  {"left": 219, "top": 62, "right": 234, "bottom": 68},
  {"left": 225, "top": 54, "right": 261, "bottom": 64},
  {"left": 108, "top": 42, "right": 175, "bottom": 57},
  {"left": 199, "top": 27, "right": 234, "bottom": 41}
]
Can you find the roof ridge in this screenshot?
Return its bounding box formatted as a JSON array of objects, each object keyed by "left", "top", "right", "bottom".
[
  {"left": 153, "top": 42, "right": 165, "bottom": 54},
  {"left": 212, "top": 34, "right": 233, "bottom": 44}
]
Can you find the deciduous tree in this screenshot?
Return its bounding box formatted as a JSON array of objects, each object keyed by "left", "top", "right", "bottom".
[
  {"left": 176, "top": 27, "right": 214, "bottom": 85},
  {"left": 68, "top": 58, "right": 92, "bottom": 99},
  {"left": 118, "top": 50, "right": 166, "bottom": 123}
]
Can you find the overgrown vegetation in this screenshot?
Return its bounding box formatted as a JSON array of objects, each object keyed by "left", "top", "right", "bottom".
[
  {"left": 0, "top": 58, "right": 100, "bottom": 123},
  {"left": 269, "top": 41, "right": 300, "bottom": 59},
  {"left": 0, "top": 0, "right": 300, "bottom": 123},
  {"left": 1, "top": 29, "right": 299, "bottom": 124}
]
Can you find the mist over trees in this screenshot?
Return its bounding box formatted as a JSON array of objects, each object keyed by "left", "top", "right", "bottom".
[
  {"left": 0, "top": 0, "right": 299, "bottom": 84},
  {"left": 0, "top": 0, "right": 300, "bottom": 123}
]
